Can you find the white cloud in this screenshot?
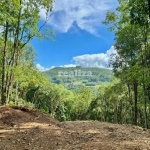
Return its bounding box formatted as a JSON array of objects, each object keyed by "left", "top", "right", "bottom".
[
  {"left": 40, "top": 0, "right": 118, "bottom": 34},
  {"left": 36, "top": 64, "right": 51, "bottom": 72},
  {"left": 36, "top": 46, "right": 117, "bottom": 71},
  {"left": 73, "top": 46, "right": 116, "bottom": 68},
  {"left": 36, "top": 64, "right": 76, "bottom": 72},
  {"left": 59, "top": 64, "right": 77, "bottom": 68}
]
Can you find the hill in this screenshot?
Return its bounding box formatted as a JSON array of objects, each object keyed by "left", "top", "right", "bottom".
[
  {"left": 42, "top": 66, "right": 113, "bottom": 91},
  {"left": 0, "top": 106, "right": 150, "bottom": 150}
]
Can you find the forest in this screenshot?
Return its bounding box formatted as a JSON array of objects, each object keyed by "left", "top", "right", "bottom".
[
  {"left": 42, "top": 66, "right": 113, "bottom": 92},
  {"left": 1, "top": 0, "right": 150, "bottom": 129}
]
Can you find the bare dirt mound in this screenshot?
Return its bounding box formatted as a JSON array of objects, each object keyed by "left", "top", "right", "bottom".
[
  {"left": 0, "top": 106, "right": 150, "bottom": 150},
  {"left": 0, "top": 106, "right": 58, "bottom": 127}
]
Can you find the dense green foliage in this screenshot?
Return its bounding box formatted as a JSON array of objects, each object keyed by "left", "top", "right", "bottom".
[
  {"left": 102, "top": 0, "right": 150, "bottom": 128},
  {"left": 0, "top": 0, "right": 54, "bottom": 105},
  {"left": 42, "top": 66, "right": 113, "bottom": 92}
]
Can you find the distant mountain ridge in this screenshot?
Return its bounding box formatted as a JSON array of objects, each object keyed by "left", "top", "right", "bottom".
[{"left": 42, "top": 66, "right": 113, "bottom": 91}]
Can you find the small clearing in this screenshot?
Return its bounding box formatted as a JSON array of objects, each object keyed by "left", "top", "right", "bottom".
[{"left": 0, "top": 106, "right": 150, "bottom": 150}]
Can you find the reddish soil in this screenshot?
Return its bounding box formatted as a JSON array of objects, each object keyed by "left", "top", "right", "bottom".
[{"left": 0, "top": 106, "right": 150, "bottom": 150}]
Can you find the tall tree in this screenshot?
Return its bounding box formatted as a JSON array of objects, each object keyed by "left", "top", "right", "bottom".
[
  {"left": 104, "top": 0, "right": 150, "bottom": 126},
  {"left": 0, "top": 0, "right": 55, "bottom": 105}
]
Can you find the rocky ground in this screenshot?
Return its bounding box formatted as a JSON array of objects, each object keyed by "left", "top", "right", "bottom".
[{"left": 0, "top": 106, "right": 150, "bottom": 150}]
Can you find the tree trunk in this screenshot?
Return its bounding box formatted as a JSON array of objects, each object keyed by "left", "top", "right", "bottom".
[
  {"left": 15, "top": 81, "right": 19, "bottom": 105},
  {"left": 133, "top": 81, "right": 138, "bottom": 126},
  {"left": 127, "top": 84, "right": 134, "bottom": 124},
  {"left": 143, "top": 83, "right": 149, "bottom": 128},
  {"left": 1, "top": 21, "right": 8, "bottom": 105}
]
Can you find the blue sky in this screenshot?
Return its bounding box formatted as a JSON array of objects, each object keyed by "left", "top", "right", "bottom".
[{"left": 31, "top": 0, "right": 118, "bottom": 71}]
